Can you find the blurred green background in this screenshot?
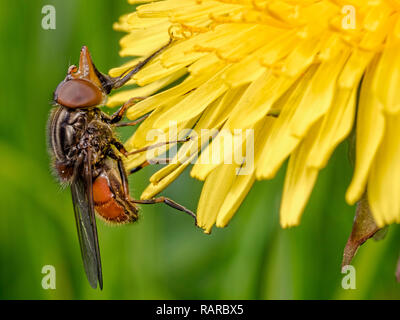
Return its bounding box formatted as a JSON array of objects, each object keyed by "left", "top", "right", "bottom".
[{"left": 0, "top": 0, "right": 399, "bottom": 300}]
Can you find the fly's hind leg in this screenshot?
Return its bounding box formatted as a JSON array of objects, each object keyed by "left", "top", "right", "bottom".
[
  {"left": 133, "top": 197, "right": 197, "bottom": 222},
  {"left": 106, "top": 150, "right": 196, "bottom": 223},
  {"left": 107, "top": 149, "right": 130, "bottom": 200}
]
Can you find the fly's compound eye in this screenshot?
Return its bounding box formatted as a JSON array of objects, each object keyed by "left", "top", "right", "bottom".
[{"left": 54, "top": 78, "right": 103, "bottom": 109}]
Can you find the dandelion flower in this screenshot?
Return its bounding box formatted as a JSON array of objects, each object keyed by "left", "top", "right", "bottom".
[{"left": 108, "top": 0, "right": 400, "bottom": 233}]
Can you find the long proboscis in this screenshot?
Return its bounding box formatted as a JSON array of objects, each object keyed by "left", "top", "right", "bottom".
[{"left": 110, "top": 39, "right": 173, "bottom": 90}]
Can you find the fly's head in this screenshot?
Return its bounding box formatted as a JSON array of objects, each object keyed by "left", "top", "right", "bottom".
[{"left": 53, "top": 46, "right": 113, "bottom": 109}]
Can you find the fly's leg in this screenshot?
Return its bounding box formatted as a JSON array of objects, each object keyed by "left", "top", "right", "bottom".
[
  {"left": 111, "top": 140, "right": 129, "bottom": 156},
  {"left": 107, "top": 149, "right": 130, "bottom": 200},
  {"left": 108, "top": 153, "right": 196, "bottom": 222},
  {"left": 114, "top": 114, "right": 149, "bottom": 127},
  {"left": 112, "top": 136, "right": 190, "bottom": 176},
  {"left": 104, "top": 97, "right": 147, "bottom": 124},
  {"left": 107, "top": 148, "right": 195, "bottom": 222},
  {"left": 100, "top": 40, "right": 173, "bottom": 121},
  {"left": 104, "top": 40, "right": 174, "bottom": 123},
  {"left": 111, "top": 136, "right": 191, "bottom": 158},
  {"left": 148, "top": 158, "right": 173, "bottom": 165},
  {"left": 117, "top": 158, "right": 130, "bottom": 200},
  {"left": 129, "top": 161, "right": 151, "bottom": 174},
  {"left": 124, "top": 136, "right": 191, "bottom": 157},
  {"left": 129, "top": 158, "right": 173, "bottom": 174},
  {"left": 133, "top": 197, "right": 196, "bottom": 222},
  {"left": 108, "top": 137, "right": 196, "bottom": 222}
]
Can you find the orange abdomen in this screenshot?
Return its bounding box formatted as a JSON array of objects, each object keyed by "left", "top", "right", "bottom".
[{"left": 92, "top": 175, "right": 130, "bottom": 223}]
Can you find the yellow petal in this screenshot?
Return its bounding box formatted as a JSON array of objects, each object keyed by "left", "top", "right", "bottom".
[
  {"left": 346, "top": 57, "right": 385, "bottom": 205},
  {"left": 126, "top": 67, "right": 217, "bottom": 120},
  {"left": 216, "top": 173, "right": 255, "bottom": 228},
  {"left": 368, "top": 112, "right": 400, "bottom": 226},
  {"left": 119, "top": 21, "right": 171, "bottom": 57},
  {"left": 144, "top": 87, "right": 245, "bottom": 195},
  {"left": 279, "top": 30, "right": 337, "bottom": 77},
  {"left": 108, "top": 57, "right": 142, "bottom": 79},
  {"left": 307, "top": 87, "right": 356, "bottom": 169},
  {"left": 188, "top": 53, "right": 225, "bottom": 76},
  {"left": 123, "top": 97, "right": 198, "bottom": 171},
  {"left": 190, "top": 125, "right": 235, "bottom": 180},
  {"left": 338, "top": 50, "right": 374, "bottom": 89},
  {"left": 142, "top": 128, "right": 219, "bottom": 197},
  {"left": 152, "top": 67, "right": 229, "bottom": 130},
  {"left": 162, "top": 24, "right": 252, "bottom": 68},
  {"left": 197, "top": 164, "right": 237, "bottom": 233},
  {"left": 372, "top": 17, "right": 400, "bottom": 114},
  {"left": 226, "top": 69, "right": 296, "bottom": 131},
  {"left": 280, "top": 122, "right": 321, "bottom": 228},
  {"left": 216, "top": 117, "right": 275, "bottom": 227},
  {"left": 113, "top": 14, "right": 134, "bottom": 32},
  {"left": 190, "top": 86, "right": 249, "bottom": 180},
  {"left": 289, "top": 49, "right": 349, "bottom": 138},
  {"left": 256, "top": 65, "right": 317, "bottom": 180},
  {"left": 134, "top": 58, "right": 188, "bottom": 86},
  {"left": 107, "top": 68, "right": 186, "bottom": 108},
  {"left": 127, "top": 12, "right": 168, "bottom": 29},
  {"left": 126, "top": 99, "right": 197, "bottom": 150},
  {"left": 141, "top": 162, "right": 190, "bottom": 199}
]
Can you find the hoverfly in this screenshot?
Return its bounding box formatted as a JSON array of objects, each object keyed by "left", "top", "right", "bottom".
[{"left": 48, "top": 42, "right": 196, "bottom": 289}]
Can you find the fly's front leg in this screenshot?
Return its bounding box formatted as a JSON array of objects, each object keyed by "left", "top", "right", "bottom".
[
  {"left": 107, "top": 97, "right": 147, "bottom": 124},
  {"left": 114, "top": 114, "right": 149, "bottom": 127}
]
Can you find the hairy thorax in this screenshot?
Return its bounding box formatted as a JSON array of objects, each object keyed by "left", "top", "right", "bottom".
[{"left": 48, "top": 107, "right": 114, "bottom": 183}]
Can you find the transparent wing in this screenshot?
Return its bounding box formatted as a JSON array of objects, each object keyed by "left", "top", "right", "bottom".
[{"left": 70, "top": 158, "right": 103, "bottom": 289}]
